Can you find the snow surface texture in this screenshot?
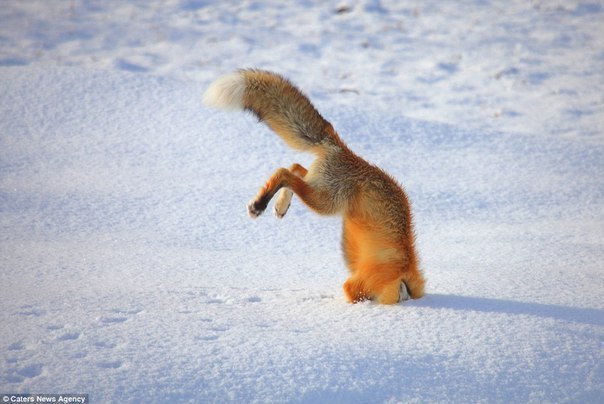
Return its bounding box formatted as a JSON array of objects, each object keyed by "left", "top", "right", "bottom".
[{"left": 1, "top": 1, "right": 603, "bottom": 403}]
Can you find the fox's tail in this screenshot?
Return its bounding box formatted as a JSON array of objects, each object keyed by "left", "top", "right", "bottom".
[{"left": 202, "top": 69, "right": 341, "bottom": 152}]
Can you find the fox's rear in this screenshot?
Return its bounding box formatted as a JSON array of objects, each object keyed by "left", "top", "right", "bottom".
[{"left": 203, "top": 69, "right": 425, "bottom": 304}]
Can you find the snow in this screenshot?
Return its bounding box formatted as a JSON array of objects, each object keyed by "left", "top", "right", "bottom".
[{"left": 1, "top": 1, "right": 603, "bottom": 402}]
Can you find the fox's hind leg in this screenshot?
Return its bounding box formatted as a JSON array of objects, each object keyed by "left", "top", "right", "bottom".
[
  {"left": 376, "top": 276, "right": 404, "bottom": 304},
  {"left": 274, "top": 163, "right": 308, "bottom": 218},
  {"left": 343, "top": 276, "right": 370, "bottom": 303},
  {"left": 344, "top": 263, "right": 405, "bottom": 305},
  {"left": 400, "top": 267, "right": 426, "bottom": 299}
]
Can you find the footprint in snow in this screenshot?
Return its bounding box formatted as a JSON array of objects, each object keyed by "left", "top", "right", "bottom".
[
  {"left": 196, "top": 325, "right": 229, "bottom": 342},
  {"left": 195, "top": 335, "right": 220, "bottom": 341},
  {"left": 20, "top": 363, "right": 43, "bottom": 377},
  {"left": 206, "top": 298, "right": 226, "bottom": 304},
  {"left": 6, "top": 374, "right": 24, "bottom": 384},
  {"left": 97, "top": 360, "right": 123, "bottom": 369},
  {"left": 95, "top": 341, "right": 117, "bottom": 349},
  {"left": 57, "top": 332, "right": 81, "bottom": 341},
  {"left": 16, "top": 306, "right": 46, "bottom": 317},
  {"left": 8, "top": 341, "right": 25, "bottom": 351},
  {"left": 9, "top": 363, "right": 44, "bottom": 380},
  {"left": 112, "top": 308, "right": 143, "bottom": 315},
  {"left": 100, "top": 308, "right": 142, "bottom": 325},
  {"left": 101, "top": 316, "right": 128, "bottom": 324}
]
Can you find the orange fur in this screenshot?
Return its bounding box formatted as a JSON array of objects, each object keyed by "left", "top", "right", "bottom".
[{"left": 203, "top": 69, "right": 426, "bottom": 304}]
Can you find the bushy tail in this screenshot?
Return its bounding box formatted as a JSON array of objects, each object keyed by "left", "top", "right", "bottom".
[{"left": 203, "top": 69, "right": 340, "bottom": 152}]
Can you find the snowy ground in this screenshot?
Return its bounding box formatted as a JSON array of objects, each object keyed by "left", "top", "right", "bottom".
[{"left": 1, "top": 1, "right": 603, "bottom": 403}]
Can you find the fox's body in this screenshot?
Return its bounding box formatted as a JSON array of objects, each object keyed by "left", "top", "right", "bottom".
[{"left": 203, "top": 69, "right": 425, "bottom": 304}]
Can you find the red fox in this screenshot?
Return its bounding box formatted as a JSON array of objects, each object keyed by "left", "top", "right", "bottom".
[{"left": 203, "top": 69, "right": 425, "bottom": 304}]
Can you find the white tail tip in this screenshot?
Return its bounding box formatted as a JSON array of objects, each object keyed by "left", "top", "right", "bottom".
[{"left": 202, "top": 71, "right": 246, "bottom": 110}]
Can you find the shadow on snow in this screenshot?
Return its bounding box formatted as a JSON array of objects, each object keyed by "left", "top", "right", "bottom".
[{"left": 416, "top": 293, "right": 604, "bottom": 326}]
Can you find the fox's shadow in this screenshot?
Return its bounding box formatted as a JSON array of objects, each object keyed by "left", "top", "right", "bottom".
[{"left": 413, "top": 293, "right": 604, "bottom": 326}]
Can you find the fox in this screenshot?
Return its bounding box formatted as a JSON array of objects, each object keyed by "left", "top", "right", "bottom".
[{"left": 202, "top": 69, "right": 425, "bottom": 304}]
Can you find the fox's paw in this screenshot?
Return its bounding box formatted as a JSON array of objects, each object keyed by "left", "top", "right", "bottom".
[
  {"left": 274, "top": 189, "right": 293, "bottom": 219},
  {"left": 247, "top": 201, "right": 263, "bottom": 218},
  {"left": 247, "top": 198, "right": 268, "bottom": 218}
]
